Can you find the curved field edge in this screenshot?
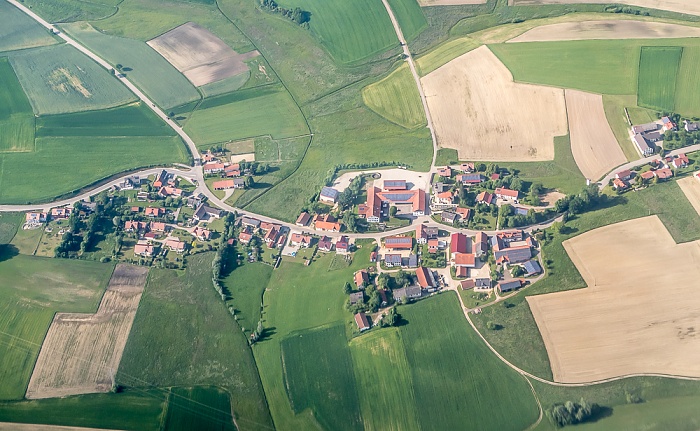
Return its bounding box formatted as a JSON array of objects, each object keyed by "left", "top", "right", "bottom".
[{"left": 361, "top": 63, "right": 426, "bottom": 129}]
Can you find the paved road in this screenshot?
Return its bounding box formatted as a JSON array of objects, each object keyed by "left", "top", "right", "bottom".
[{"left": 597, "top": 144, "right": 700, "bottom": 187}]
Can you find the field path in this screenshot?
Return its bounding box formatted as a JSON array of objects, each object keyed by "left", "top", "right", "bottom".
[{"left": 379, "top": 0, "right": 438, "bottom": 169}]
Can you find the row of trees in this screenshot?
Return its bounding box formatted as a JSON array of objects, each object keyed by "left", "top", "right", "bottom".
[
  {"left": 545, "top": 399, "right": 599, "bottom": 428},
  {"left": 259, "top": 0, "right": 311, "bottom": 27}
]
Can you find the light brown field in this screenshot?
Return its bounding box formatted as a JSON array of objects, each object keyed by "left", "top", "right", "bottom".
[
  {"left": 678, "top": 175, "right": 700, "bottom": 216},
  {"left": 528, "top": 216, "right": 700, "bottom": 383},
  {"left": 512, "top": 0, "right": 700, "bottom": 16},
  {"left": 421, "top": 46, "right": 567, "bottom": 162},
  {"left": 148, "top": 22, "right": 259, "bottom": 87},
  {"left": 418, "top": 0, "right": 485, "bottom": 5},
  {"left": 0, "top": 424, "right": 121, "bottom": 431},
  {"left": 509, "top": 20, "right": 700, "bottom": 42},
  {"left": 25, "top": 265, "right": 148, "bottom": 399},
  {"left": 565, "top": 89, "right": 626, "bottom": 180}
]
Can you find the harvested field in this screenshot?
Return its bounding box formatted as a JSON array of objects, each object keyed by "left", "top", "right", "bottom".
[
  {"left": 678, "top": 176, "right": 700, "bottom": 216},
  {"left": 418, "top": 0, "right": 485, "bottom": 5},
  {"left": 565, "top": 89, "right": 627, "bottom": 180},
  {"left": 509, "top": 20, "right": 700, "bottom": 43},
  {"left": 528, "top": 216, "right": 700, "bottom": 383},
  {"left": 422, "top": 46, "right": 567, "bottom": 161},
  {"left": 147, "top": 22, "right": 259, "bottom": 87},
  {"left": 26, "top": 265, "right": 148, "bottom": 399},
  {"left": 512, "top": 0, "right": 700, "bottom": 16}
]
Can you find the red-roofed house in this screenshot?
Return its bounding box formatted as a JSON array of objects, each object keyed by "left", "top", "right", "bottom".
[
  {"left": 436, "top": 191, "right": 453, "bottom": 205},
  {"left": 450, "top": 232, "right": 468, "bottom": 256},
  {"left": 428, "top": 239, "right": 439, "bottom": 254},
  {"left": 354, "top": 312, "right": 370, "bottom": 332},
  {"left": 193, "top": 227, "right": 211, "bottom": 241},
  {"left": 203, "top": 163, "right": 225, "bottom": 174},
  {"left": 455, "top": 207, "right": 471, "bottom": 220},
  {"left": 134, "top": 242, "right": 154, "bottom": 257},
  {"left": 145, "top": 207, "right": 166, "bottom": 217},
  {"left": 290, "top": 233, "right": 312, "bottom": 248},
  {"left": 264, "top": 227, "right": 279, "bottom": 247},
  {"left": 495, "top": 187, "right": 519, "bottom": 201},
  {"left": 490, "top": 173, "right": 500, "bottom": 180},
  {"left": 239, "top": 227, "right": 253, "bottom": 244},
  {"left": 384, "top": 236, "right": 413, "bottom": 250},
  {"left": 476, "top": 191, "right": 493, "bottom": 205},
  {"left": 616, "top": 169, "right": 633, "bottom": 181},
  {"left": 212, "top": 180, "right": 235, "bottom": 190},
  {"left": 124, "top": 220, "right": 147, "bottom": 232},
  {"left": 415, "top": 266, "right": 437, "bottom": 290},
  {"left": 656, "top": 168, "right": 673, "bottom": 180},
  {"left": 673, "top": 154, "right": 689, "bottom": 169},
  {"left": 50, "top": 207, "right": 71, "bottom": 219},
  {"left": 164, "top": 238, "right": 186, "bottom": 253},
  {"left": 455, "top": 266, "right": 468, "bottom": 278},
  {"left": 453, "top": 252, "right": 476, "bottom": 268},
  {"left": 26, "top": 212, "right": 48, "bottom": 224},
  {"left": 150, "top": 222, "right": 167, "bottom": 232},
  {"left": 640, "top": 171, "right": 655, "bottom": 181},
  {"left": 437, "top": 167, "right": 452, "bottom": 177},
  {"left": 354, "top": 270, "right": 369, "bottom": 288},
  {"left": 613, "top": 178, "right": 627, "bottom": 190},
  {"left": 460, "top": 162, "right": 475, "bottom": 172},
  {"left": 336, "top": 236, "right": 350, "bottom": 254}
]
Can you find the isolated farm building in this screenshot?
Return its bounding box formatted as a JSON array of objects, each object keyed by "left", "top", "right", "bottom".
[
  {"left": 358, "top": 187, "right": 383, "bottom": 222},
  {"left": 354, "top": 270, "right": 369, "bottom": 289},
  {"left": 384, "top": 254, "right": 402, "bottom": 267},
  {"left": 495, "top": 187, "right": 519, "bottom": 201},
  {"left": 475, "top": 278, "right": 491, "bottom": 291},
  {"left": 164, "top": 238, "right": 186, "bottom": 253},
  {"left": 354, "top": 312, "right": 371, "bottom": 332},
  {"left": 615, "top": 169, "right": 632, "bottom": 181},
  {"left": 453, "top": 252, "right": 476, "bottom": 268},
  {"left": 402, "top": 254, "right": 418, "bottom": 268},
  {"left": 336, "top": 236, "right": 350, "bottom": 254},
  {"left": 134, "top": 242, "right": 155, "bottom": 257},
  {"left": 613, "top": 178, "right": 628, "bottom": 190},
  {"left": 632, "top": 134, "right": 655, "bottom": 157},
  {"left": 460, "top": 279, "right": 475, "bottom": 290},
  {"left": 290, "top": 233, "right": 312, "bottom": 248},
  {"left": 212, "top": 180, "right": 235, "bottom": 190},
  {"left": 384, "top": 236, "right": 413, "bottom": 250},
  {"left": 632, "top": 122, "right": 659, "bottom": 134},
  {"left": 460, "top": 162, "right": 475, "bottom": 172},
  {"left": 640, "top": 171, "right": 656, "bottom": 181},
  {"left": 233, "top": 178, "right": 247, "bottom": 189},
  {"left": 314, "top": 214, "right": 341, "bottom": 232},
  {"left": 450, "top": 232, "right": 469, "bottom": 256},
  {"left": 124, "top": 221, "right": 147, "bottom": 232},
  {"left": 476, "top": 191, "right": 494, "bottom": 205},
  {"left": 437, "top": 167, "right": 452, "bottom": 177},
  {"left": 416, "top": 266, "right": 438, "bottom": 290},
  {"left": 656, "top": 168, "right": 673, "bottom": 180},
  {"left": 498, "top": 280, "right": 521, "bottom": 293},
  {"left": 349, "top": 291, "right": 364, "bottom": 306},
  {"left": 145, "top": 207, "right": 166, "bottom": 217},
  {"left": 474, "top": 232, "right": 488, "bottom": 257},
  {"left": 685, "top": 120, "right": 700, "bottom": 132},
  {"left": 150, "top": 222, "right": 167, "bottom": 232},
  {"left": 264, "top": 227, "right": 279, "bottom": 247},
  {"left": 296, "top": 212, "right": 311, "bottom": 226},
  {"left": 238, "top": 227, "right": 253, "bottom": 244},
  {"left": 203, "top": 163, "right": 225, "bottom": 174},
  {"left": 318, "top": 236, "right": 332, "bottom": 252},
  {"left": 241, "top": 217, "right": 261, "bottom": 229},
  {"left": 455, "top": 266, "right": 468, "bottom": 278},
  {"left": 383, "top": 179, "right": 407, "bottom": 191},
  {"left": 319, "top": 186, "right": 339, "bottom": 204},
  {"left": 661, "top": 116, "right": 676, "bottom": 131},
  {"left": 457, "top": 174, "right": 483, "bottom": 185},
  {"left": 50, "top": 207, "right": 71, "bottom": 219},
  {"left": 193, "top": 226, "right": 211, "bottom": 241},
  {"left": 673, "top": 154, "right": 689, "bottom": 168},
  {"left": 441, "top": 211, "right": 458, "bottom": 224},
  {"left": 524, "top": 260, "right": 542, "bottom": 276},
  {"left": 455, "top": 207, "right": 471, "bottom": 221}
]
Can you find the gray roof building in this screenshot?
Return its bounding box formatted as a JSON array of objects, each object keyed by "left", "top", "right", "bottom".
[
  {"left": 524, "top": 260, "right": 542, "bottom": 276},
  {"left": 498, "top": 280, "right": 521, "bottom": 293},
  {"left": 349, "top": 291, "right": 364, "bottom": 305}
]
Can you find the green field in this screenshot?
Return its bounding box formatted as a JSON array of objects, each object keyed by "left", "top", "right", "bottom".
[
  {"left": 63, "top": 22, "right": 200, "bottom": 110},
  {"left": 362, "top": 64, "right": 426, "bottom": 129},
  {"left": 0, "top": 253, "right": 113, "bottom": 400},
  {"left": 9, "top": 227, "right": 42, "bottom": 256},
  {"left": 349, "top": 328, "right": 421, "bottom": 431},
  {"left": 117, "top": 252, "right": 274, "bottom": 430},
  {"left": 17, "top": 0, "right": 118, "bottom": 22},
  {"left": 276, "top": 0, "right": 397, "bottom": 64},
  {"left": 0, "top": 213, "right": 21, "bottom": 244},
  {"left": 416, "top": 36, "right": 481, "bottom": 76},
  {"left": 637, "top": 46, "right": 682, "bottom": 112},
  {"left": 400, "top": 293, "right": 539, "bottom": 431},
  {"left": 386, "top": 0, "right": 427, "bottom": 42},
  {"left": 9, "top": 44, "right": 136, "bottom": 115},
  {"left": 281, "top": 325, "right": 362, "bottom": 431},
  {"left": 221, "top": 261, "right": 273, "bottom": 336},
  {"left": 0, "top": 1, "right": 58, "bottom": 53},
  {"left": 184, "top": 86, "right": 309, "bottom": 145},
  {"left": 199, "top": 72, "right": 251, "bottom": 98},
  {"left": 602, "top": 95, "right": 653, "bottom": 161},
  {"left": 0, "top": 58, "right": 34, "bottom": 153},
  {"left": 674, "top": 45, "right": 700, "bottom": 117},
  {"left": 163, "top": 387, "right": 236, "bottom": 431}
]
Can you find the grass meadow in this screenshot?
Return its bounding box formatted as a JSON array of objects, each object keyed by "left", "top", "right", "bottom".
[
  {"left": 281, "top": 325, "right": 363, "bottom": 431},
  {"left": 0, "top": 58, "right": 34, "bottom": 153},
  {"left": 16, "top": 0, "right": 117, "bottom": 22},
  {"left": 0, "top": 213, "right": 21, "bottom": 244},
  {"left": 362, "top": 63, "right": 426, "bottom": 129},
  {"left": 221, "top": 260, "right": 273, "bottom": 336},
  {"left": 0, "top": 253, "right": 112, "bottom": 400},
  {"left": 163, "top": 387, "right": 236, "bottom": 431},
  {"left": 637, "top": 46, "right": 682, "bottom": 112},
  {"left": 386, "top": 0, "right": 427, "bottom": 42},
  {"left": 117, "top": 252, "right": 274, "bottom": 430},
  {"left": 0, "top": 1, "right": 58, "bottom": 53}
]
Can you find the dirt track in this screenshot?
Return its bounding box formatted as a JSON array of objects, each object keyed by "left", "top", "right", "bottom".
[
  {"left": 512, "top": 0, "right": 700, "bottom": 16},
  {"left": 528, "top": 216, "right": 700, "bottom": 383},
  {"left": 565, "top": 89, "right": 626, "bottom": 180},
  {"left": 25, "top": 265, "right": 148, "bottom": 399}
]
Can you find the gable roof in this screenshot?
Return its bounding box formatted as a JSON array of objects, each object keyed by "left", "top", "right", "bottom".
[
  {"left": 450, "top": 233, "right": 468, "bottom": 254},
  {"left": 320, "top": 186, "right": 339, "bottom": 199},
  {"left": 415, "top": 266, "right": 436, "bottom": 288}
]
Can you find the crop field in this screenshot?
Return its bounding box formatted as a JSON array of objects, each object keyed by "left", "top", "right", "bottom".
[
  {"left": 275, "top": 0, "right": 397, "bottom": 64},
  {"left": 0, "top": 58, "right": 34, "bottom": 153},
  {"left": 116, "top": 252, "right": 273, "bottom": 430},
  {"left": 221, "top": 261, "right": 272, "bottom": 336},
  {"left": 529, "top": 216, "right": 700, "bottom": 383},
  {"left": 422, "top": 46, "right": 567, "bottom": 161},
  {"left": 386, "top": 0, "right": 427, "bottom": 42},
  {"left": 0, "top": 254, "right": 112, "bottom": 400},
  {"left": 673, "top": 46, "right": 700, "bottom": 116},
  {"left": 349, "top": 328, "right": 420, "bottom": 431},
  {"left": 8, "top": 44, "right": 136, "bottom": 115},
  {"left": 0, "top": 2, "right": 57, "bottom": 53},
  {"left": 62, "top": 22, "right": 199, "bottom": 110},
  {"left": 509, "top": 20, "right": 700, "bottom": 43},
  {"left": 678, "top": 176, "right": 700, "bottom": 216},
  {"left": 362, "top": 64, "right": 426, "bottom": 129},
  {"left": 9, "top": 227, "right": 42, "bottom": 256},
  {"left": 163, "top": 387, "right": 235, "bottom": 431},
  {"left": 637, "top": 46, "right": 682, "bottom": 111},
  {"left": 281, "top": 325, "right": 362, "bottom": 431},
  {"left": 512, "top": 0, "right": 700, "bottom": 16},
  {"left": 26, "top": 265, "right": 147, "bottom": 399},
  {"left": 415, "top": 36, "right": 480, "bottom": 76},
  {"left": 400, "top": 293, "right": 539, "bottom": 431},
  {"left": 184, "top": 86, "right": 309, "bottom": 145},
  {"left": 16, "top": 0, "right": 117, "bottom": 22},
  {"left": 0, "top": 135, "right": 188, "bottom": 205},
  {"left": 566, "top": 89, "right": 627, "bottom": 179}
]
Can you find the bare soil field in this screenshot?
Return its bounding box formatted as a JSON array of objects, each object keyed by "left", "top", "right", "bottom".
[
  {"left": 565, "top": 89, "right": 626, "bottom": 180},
  {"left": 421, "top": 46, "right": 567, "bottom": 162},
  {"left": 230, "top": 152, "right": 255, "bottom": 163},
  {"left": 509, "top": 20, "right": 700, "bottom": 43},
  {"left": 148, "top": 22, "right": 259, "bottom": 87},
  {"left": 528, "top": 216, "right": 700, "bottom": 383},
  {"left": 25, "top": 265, "right": 148, "bottom": 399},
  {"left": 418, "top": 0, "right": 485, "bottom": 5},
  {"left": 511, "top": 0, "right": 700, "bottom": 16},
  {"left": 678, "top": 176, "right": 700, "bottom": 216}
]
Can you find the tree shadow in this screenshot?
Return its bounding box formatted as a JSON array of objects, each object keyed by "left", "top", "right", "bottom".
[
  {"left": 257, "top": 326, "right": 277, "bottom": 342},
  {"left": 587, "top": 406, "right": 614, "bottom": 423},
  {"left": 0, "top": 244, "right": 20, "bottom": 262},
  {"left": 122, "top": 67, "right": 132, "bottom": 72}
]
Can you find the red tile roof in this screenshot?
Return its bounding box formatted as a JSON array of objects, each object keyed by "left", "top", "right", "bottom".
[{"left": 450, "top": 233, "right": 468, "bottom": 254}]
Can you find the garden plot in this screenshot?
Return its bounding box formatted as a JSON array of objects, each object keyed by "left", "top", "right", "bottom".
[
  {"left": 511, "top": 0, "right": 700, "bottom": 16},
  {"left": 148, "top": 22, "right": 259, "bottom": 87},
  {"left": 25, "top": 265, "right": 148, "bottom": 399},
  {"left": 509, "top": 20, "right": 700, "bottom": 43},
  {"left": 528, "top": 216, "right": 700, "bottom": 383},
  {"left": 421, "top": 46, "right": 567, "bottom": 162},
  {"left": 565, "top": 89, "right": 627, "bottom": 180}
]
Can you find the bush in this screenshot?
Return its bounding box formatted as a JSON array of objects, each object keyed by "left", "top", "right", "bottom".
[{"left": 545, "top": 399, "right": 599, "bottom": 428}]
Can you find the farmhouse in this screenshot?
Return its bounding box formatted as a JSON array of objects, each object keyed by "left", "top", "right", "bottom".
[
  {"left": 290, "top": 233, "right": 312, "bottom": 248},
  {"left": 354, "top": 270, "right": 369, "bottom": 288},
  {"left": 318, "top": 236, "right": 333, "bottom": 252},
  {"left": 296, "top": 212, "right": 311, "bottom": 226},
  {"left": 193, "top": 226, "right": 211, "bottom": 241},
  {"left": 498, "top": 280, "right": 521, "bottom": 293},
  {"left": 495, "top": 187, "right": 519, "bottom": 201},
  {"left": 632, "top": 134, "right": 655, "bottom": 156},
  {"left": 474, "top": 232, "right": 488, "bottom": 256},
  {"left": 358, "top": 187, "right": 383, "bottom": 222},
  {"left": 492, "top": 235, "right": 531, "bottom": 264},
  {"left": 453, "top": 252, "right": 476, "bottom": 268},
  {"left": 354, "top": 312, "right": 371, "bottom": 332},
  {"left": 384, "top": 236, "right": 413, "bottom": 250},
  {"left": 416, "top": 266, "right": 438, "bottom": 291},
  {"left": 134, "top": 242, "right": 155, "bottom": 257},
  {"left": 524, "top": 260, "right": 542, "bottom": 276},
  {"left": 456, "top": 174, "right": 483, "bottom": 185},
  {"left": 384, "top": 254, "right": 402, "bottom": 267},
  {"left": 349, "top": 291, "right": 364, "bottom": 306},
  {"left": 319, "top": 186, "right": 339, "bottom": 204},
  {"left": 203, "top": 163, "right": 225, "bottom": 174},
  {"left": 359, "top": 186, "right": 426, "bottom": 221},
  {"left": 450, "top": 232, "right": 468, "bottom": 256},
  {"left": 50, "top": 207, "right": 71, "bottom": 219},
  {"left": 145, "top": 207, "right": 166, "bottom": 217},
  {"left": 476, "top": 191, "right": 493, "bottom": 205},
  {"left": 497, "top": 230, "right": 523, "bottom": 243}
]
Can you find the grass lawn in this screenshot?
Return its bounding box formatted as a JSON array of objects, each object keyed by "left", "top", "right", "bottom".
[
  {"left": 0, "top": 253, "right": 113, "bottom": 400},
  {"left": 349, "top": 328, "right": 421, "bottom": 431},
  {"left": 0, "top": 390, "right": 165, "bottom": 430},
  {"left": 399, "top": 292, "right": 539, "bottom": 431},
  {"left": 8, "top": 44, "right": 136, "bottom": 115},
  {"left": 0, "top": 58, "right": 35, "bottom": 153},
  {"left": 221, "top": 260, "right": 273, "bottom": 336},
  {"left": 281, "top": 324, "right": 362, "bottom": 431},
  {"left": 0, "top": 1, "right": 59, "bottom": 53},
  {"left": 362, "top": 63, "right": 426, "bottom": 129},
  {"left": 15, "top": 0, "right": 117, "bottom": 22},
  {"left": 275, "top": 0, "right": 397, "bottom": 64},
  {"left": 116, "top": 252, "right": 273, "bottom": 430},
  {"left": 386, "top": 0, "right": 427, "bottom": 42},
  {"left": 163, "top": 387, "right": 235, "bottom": 431},
  {"left": 637, "top": 46, "right": 682, "bottom": 112},
  {"left": 0, "top": 213, "right": 22, "bottom": 244},
  {"left": 415, "top": 36, "right": 480, "bottom": 76},
  {"left": 9, "top": 227, "right": 42, "bottom": 256}
]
